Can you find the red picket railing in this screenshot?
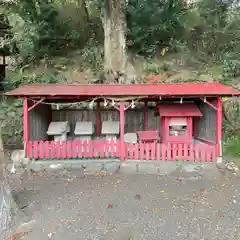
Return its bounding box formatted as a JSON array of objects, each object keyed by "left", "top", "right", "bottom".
[
  {"left": 26, "top": 140, "right": 216, "bottom": 162},
  {"left": 124, "top": 142, "right": 216, "bottom": 162},
  {"left": 26, "top": 140, "right": 121, "bottom": 160}
]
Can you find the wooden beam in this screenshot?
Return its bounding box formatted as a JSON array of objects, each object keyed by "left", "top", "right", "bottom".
[
  {"left": 199, "top": 97, "right": 217, "bottom": 110},
  {"left": 28, "top": 98, "right": 45, "bottom": 112},
  {"left": 216, "top": 97, "right": 223, "bottom": 157},
  {"left": 120, "top": 103, "right": 125, "bottom": 161},
  {"left": 96, "top": 102, "right": 101, "bottom": 136},
  {"left": 23, "top": 98, "right": 29, "bottom": 156},
  {"left": 144, "top": 101, "right": 148, "bottom": 130}
]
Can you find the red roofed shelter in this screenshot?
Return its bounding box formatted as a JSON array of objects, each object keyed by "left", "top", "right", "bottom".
[{"left": 6, "top": 83, "right": 240, "bottom": 162}]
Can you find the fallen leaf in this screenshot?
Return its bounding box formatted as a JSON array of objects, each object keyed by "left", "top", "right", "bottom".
[
  {"left": 108, "top": 204, "right": 113, "bottom": 209},
  {"left": 176, "top": 177, "right": 184, "bottom": 182},
  {"left": 8, "top": 232, "right": 27, "bottom": 240},
  {"left": 200, "top": 188, "right": 208, "bottom": 194}
]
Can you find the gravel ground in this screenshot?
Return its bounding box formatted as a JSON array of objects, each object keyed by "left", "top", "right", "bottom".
[{"left": 7, "top": 169, "right": 240, "bottom": 240}]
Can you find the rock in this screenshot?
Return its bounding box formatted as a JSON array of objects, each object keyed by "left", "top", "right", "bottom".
[
  {"left": 217, "top": 163, "right": 227, "bottom": 170},
  {"left": 227, "top": 165, "right": 234, "bottom": 171},
  {"left": 17, "top": 219, "right": 37, "bottom": 233},
  {"left": 233, "top": 167, "right": 239, "bottom": 172},
  {"left": 103, "top": 162, "right": 120, "bottom": 173}
]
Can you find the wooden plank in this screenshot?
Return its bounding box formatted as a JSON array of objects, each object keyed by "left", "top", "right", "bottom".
[
  {"left": 50, "top": 141, "right": 55, "bottom": 159},
  {"left": 156, "top": 143, "right": 160, "bottom": 160},
  {"left": 195, "top": 144, "right": 200, "bottom": 162},
  {"left": 134, "top": 143, "right": 139, "bottom": 160},
  {"left": 45, "top": 141, "right": 50, "bottom": 159},
  {"left": 145, "top": 143, "right": 150, "bottom": 160},
  {"left": 206, "top": 145, "right": 211, "bottom": 162},
  {"left": 116, "top": 140, "right": 121, "bottom": 158},
  {"left": 105, "top": 140, "right": 110, "bottom": 158},
  {"left": 212, "top": 146, "right": 216, "bottom": 162},
  {"left": 99, "top": 140, "right": 104, "bottom": 158},
  {"left": 200, "top": 144, "right": 205, "bottom": 162},
  {"left": 56, "top": 141, "right": 61, "bottom": 159},
  {"left": 72, "top": 140, "right": 77, "bottom": 158},
  {"left": 61, "top": 141, "right": 67, "bottom": 159},
  {"left": 129, "top": 144, "right": 134, "bottom": 159},
  {"left": 27, "top": 142, "right": 33, "bottom": 159},
  {"left": 33, "top": 141, "right": 39, "bottom": 159},
  {"left": 167, "top": 143, "right": 172, "bottom": 161},
  {"left": 67, "top": 141, "right": 72, "bottom": 159},
  {"left": 88, "top": 140, "right": 93, "bottom": 158},
  {"left": 110, "top": 140, "right": 115, "bottom": 158},
  {"left": 189, "top": 144, "right": 194, "bottom": 162},
  {"left": 183, "top": 144, "right": 188, "bottom": 161},
  {"left": 124, "top": 143, "right": 129, "bottom": 159},
  {"left": 172, "top": 143, "right": 177, "bottom": 161},
  {"left": 93, "top": 140, "right": 98, "bottom": 158},
  {"left": 83, "top": 140, "right": 88, "bottom": 158},
  {"left": 151, "top": 142, "right": 156, "bottom": 160},
  {"left": 161, "top": 144, "right": 166, "bottom": 161},
  {"left": 140, "top": 143, "right": 144, "bottom": 160},
  {"left": 39, "top": 141, "right": 44, "bottom": 159},
  {"left": 177, "top": 143, "right": 183, "bottom": 160}
]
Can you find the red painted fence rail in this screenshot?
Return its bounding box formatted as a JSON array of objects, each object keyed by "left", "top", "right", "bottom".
[
  {"left": 26, "top": 140, "right": 121, "bottom": 160},
  {"left": 124, "top": 142, "right": 216, "bottom": 162},
  {"left": 26, "top": 140, "right": 216, "bottom": 162}
]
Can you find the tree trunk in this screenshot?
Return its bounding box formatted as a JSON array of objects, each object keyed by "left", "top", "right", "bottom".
[
  {"left": 102, "top": 0, "right": 127, "bottom": 83},
  {"left": 0, "top": 130, "right": 19, "bottom": 234}
]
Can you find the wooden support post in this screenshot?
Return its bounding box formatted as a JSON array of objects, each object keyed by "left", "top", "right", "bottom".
[
  {"left": 96, "top": 101, "right": 101, "bottom": 136},
  {"left": 144, "top": 101, "right": 148, "bottom": 130},
  {"left": 187, "top": 117, "right": 193, "bottom": 141},
  {"left": 23, "top": 98, "right": 29, "bottom": 156},
  {"left": 193, "top": 117, "right": 197, "bottom": 137},
  {"left": 120, "top": 103, "right": 125, "bottom": 161},
  {"left": 216, "top": 97, "right": 222, "bottom": 158},
  {"left": 48, "top": 105, "right": 52, "bottom": 125}
]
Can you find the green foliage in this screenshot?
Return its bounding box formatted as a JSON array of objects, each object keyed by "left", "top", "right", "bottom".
[
  {"left": 0, "top": 99, "right": 23, "bottom": 145},
  {"left": 222, "top": 55, "right": 240, "bottom": 79},
  {"left": 187, "top": 0, "right": 240, "bottom": 63},
  {"left": 142, "top": 61, "right": 166, "bottom": 75},
  {"left": 126, "top": 0, "right": 188, "bottom": 55},
  {"left": 4, "top": 0, "right": 90, "bottom": 63},
  {"left": 81, "top": 42, "right": 103, "bottom": 73},
  {"left": 225, "top": 136, "right": 240, "bottom": 157},
  {"left": 6, "top": 71, "right": 65, "bottom": 90}
]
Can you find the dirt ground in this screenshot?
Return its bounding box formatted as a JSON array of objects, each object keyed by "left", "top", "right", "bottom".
[{"left": 5, "top": 169, "right": 240, "bottom": 240}]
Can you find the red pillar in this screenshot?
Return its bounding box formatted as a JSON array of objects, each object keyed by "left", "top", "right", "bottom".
[
  {"left": 96, "top": 101, "right": 101, "bottom": 136},
  {"left": 216, "top": 97, "right": 223, "bottom": 157},
  {"left": 23, "top": 98, "right": 29, "bottom": 155},
  {"left": 120, "top": 103, "right": 125, "bottom": 161},
  {"left": 193, "top": 118, "right": 197, "bottom": 138},
  {"left": 144, "top": 101, "right": 148, "bottom": 130}
]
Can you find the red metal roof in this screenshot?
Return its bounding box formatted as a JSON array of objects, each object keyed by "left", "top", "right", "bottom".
[
  {"left": 158, "top": 103, "right": 203, "bottom": 117},
  {"left": 5, "top": 83, "right": 240, "bottom": 98}
]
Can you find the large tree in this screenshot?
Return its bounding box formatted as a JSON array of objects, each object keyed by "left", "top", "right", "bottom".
[
  {"left": 0, "top": 129, "right": 19, "bottom": 235},
  {"left": 101, "top": 0, "right": 127, "bottom": 83}
]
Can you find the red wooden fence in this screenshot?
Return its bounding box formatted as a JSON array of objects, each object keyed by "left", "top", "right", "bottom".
[
  {"left": 124, "top": 142, "right": 216, "bottom": 162},
  {"left": 26, "top": 140, "right": 121, "bottom": 160},
  {"left": 26, "top": 140, "right": 216, "bottom": 162}
]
